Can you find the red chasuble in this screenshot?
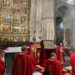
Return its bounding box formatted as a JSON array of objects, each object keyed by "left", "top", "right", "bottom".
[
  {"left": 11, "top": 53, "right": 35, "bottom": 75},
  {"left": 0, "top": 58, "right": 5, "bottom": 75},
  {"left": 70, "top": 53, "right": 75, "bottom": 75},
  {"left": 45, "top": 58, "right": 63, "bottom": 75}
]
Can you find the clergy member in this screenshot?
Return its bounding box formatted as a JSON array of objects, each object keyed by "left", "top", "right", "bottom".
[
  {"left": 0, "top": 50, "right": 6, "bottom": 75},
  {"left": 29, "top": 43, "right": 38, "bottom": 65},
  {"left": 70, "top": 48, "right": 75, "bottom": 75},
  {"left": 11, "top": 45, "right": 35, "bottom": 75},
  {"left": 44, "top": 52, "right": 63, "bottom": 75}
]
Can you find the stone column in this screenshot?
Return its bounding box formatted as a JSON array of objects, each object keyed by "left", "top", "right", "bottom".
[
  {"left": 30, "top": 0, "right": 36, "bottom": 42},
  {"left": 36, "top": 0, "right": 55, "bottom": 42},
  {"left": 30, "top": 0, "right": 55, "bottom": 42}
]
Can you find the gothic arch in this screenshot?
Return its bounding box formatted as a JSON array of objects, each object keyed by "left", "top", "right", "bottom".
[
  {"left": 55, "top": 5, "right": 69, "bottom": 18},
  {"left": 55, "top": 5, "right": 69, "bottom": 45}
]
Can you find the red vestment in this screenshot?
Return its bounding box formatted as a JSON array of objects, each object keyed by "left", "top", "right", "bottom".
[
  {"left": 56, "top": 44, "right": 63, "bottom": 64},
  {"left": 29, "top": 44, "right": 38, "bottom": 65},
  {"left": 29, "top": 44, "right": 33, "bottom": 56},
  {"left": 45, "top": 58, "right": 63, "bottom": 75},
  {"left": 11, "top": 53, "right": 35, "bottom": 75},
  {"left": 0, "top": 58, "right": 5, "bottom": 75},
  {"left": 70, "top": 53, "right": 75, "bottom": 75}
]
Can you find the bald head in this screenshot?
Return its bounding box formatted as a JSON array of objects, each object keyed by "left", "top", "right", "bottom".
[
  {"left": 50, "top": 52, "right": 57, "bottom": 58},
  {"left": 21, "top": 45, "right": 28, "bottom": 53},
  {"left": 69, "top": 47, "right": 75, "bottom": 55}
]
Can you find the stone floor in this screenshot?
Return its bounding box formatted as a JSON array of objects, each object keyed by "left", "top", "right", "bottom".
[
  {"left": 64, "top": 73, "right": 71, "bottom": 75},
  {"left": 34, "top": 72, "right": 71, "bottom": 75}
]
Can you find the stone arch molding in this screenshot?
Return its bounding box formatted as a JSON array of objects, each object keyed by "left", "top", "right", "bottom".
[{"left": 56, "top": 5, "right": 69, "bottom": 18}]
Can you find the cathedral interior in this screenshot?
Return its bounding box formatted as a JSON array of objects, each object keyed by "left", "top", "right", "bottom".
[
  {"left": 0, "top": 0, "right": 75, "bottom": 48},
  {"left": 0, "top": 0, "right": 75, "bottom": 75}
]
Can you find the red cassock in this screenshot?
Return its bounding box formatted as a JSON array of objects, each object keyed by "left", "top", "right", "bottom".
[
  {"left": 45, "top": 58, "right": 63, "bottom": 75},
  {"left": 11, "top": 53, "right": 35, "bottom": 75},
  {"left": 70, "top": 53, "right": 75, "bottom": 75},
  {"left": 0, "top": 58, "right": 5, "bottom": 75}
]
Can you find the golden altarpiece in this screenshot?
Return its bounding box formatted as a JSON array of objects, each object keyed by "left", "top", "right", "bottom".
[{"left": 0, "top": 0, "right": 31, "bottom": 46}]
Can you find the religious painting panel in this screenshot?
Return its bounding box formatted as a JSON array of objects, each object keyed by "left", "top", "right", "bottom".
[
  {"left": 13, "top": 8, "right": 20, "bottom": 14},
  {"left": 0, "top": 2, "right": 3, "bottom": 11},
  {"left": 13, "top": 36, "right": 19, "bottom": 41},
  {"left": 18, "top": 37, "right": 23, "bottom": 42},
  {"left": 0, "top": 0, "right": 3, "bottom": 3},
  {"left": 13, "top": 27, "right": 21, "bottom": 33},
  {"left": 21, "top": 6, "right": 28, "bottom": 14},
  {"left": 2, "top": 25, "right": 11, "bottom": 32},
  {"left": 13, "top": 0, "right": 21, "bottom": 4},
  {"left": 13, "top": 36, "right": 23, "bottom": 42},
  {"left": 21, "top": 16, "right": 27, "bottom": 25},
  {"left": 3, "top": 11, "right": 11, "bottom": 19},
  {"left": 3, "top": 19, "right": 11, "bottom": 25},
  {"left": 22, "top": 0, "right": 27, "bottom": 3},
  {"left": 9, "top": 37, "right": 12, "bottom": 41},
  {"left": 21, "top": 22, "right": 27, "bottom": 26},
  {"left": 22, "top": 37, "right": 26, "bottom": 41},
  {"left": 0, "top": 0, "right": 30, "bottom": 43},
  {"left": 22, "top": 27, "right": 28, "bottom": 33},
  {"left": 3, "top": 37, "right": 10, "bottom": 41},
  {"left": 13, "top": 18, "right": 20, "bottom": 26},
  {"left": 2, "top": 11, "right": 11, "bottom": 25},
  {"left": 0, "top": 5, "right": 1, "bottom": 11},
  {"left": 0, "top": 16, "right": 1, "bottom": 25},
  {"left": 3, "top": 0, "right": 11, "bottom": 9}
]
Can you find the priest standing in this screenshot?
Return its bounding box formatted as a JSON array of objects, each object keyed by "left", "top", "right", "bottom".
[
  {"left": 11, "top": 45, "right": 35, "bottom": 75},
  {"left": 44, "top": 52, "right": 63, "bottom": 75},
  {"left": 70, "top": 49, "right": 75, "bottom": 75},
  {"left": 0, "top": 50, "right": 6, "bottom": 75}
]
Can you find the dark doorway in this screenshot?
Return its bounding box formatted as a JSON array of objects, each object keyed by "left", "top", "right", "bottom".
[
  {"left": 5, "top": 53, "right": 19, "bottom": 75},
  {"left": 55, "top": 17, "right": 64, "bottom": 45}
]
